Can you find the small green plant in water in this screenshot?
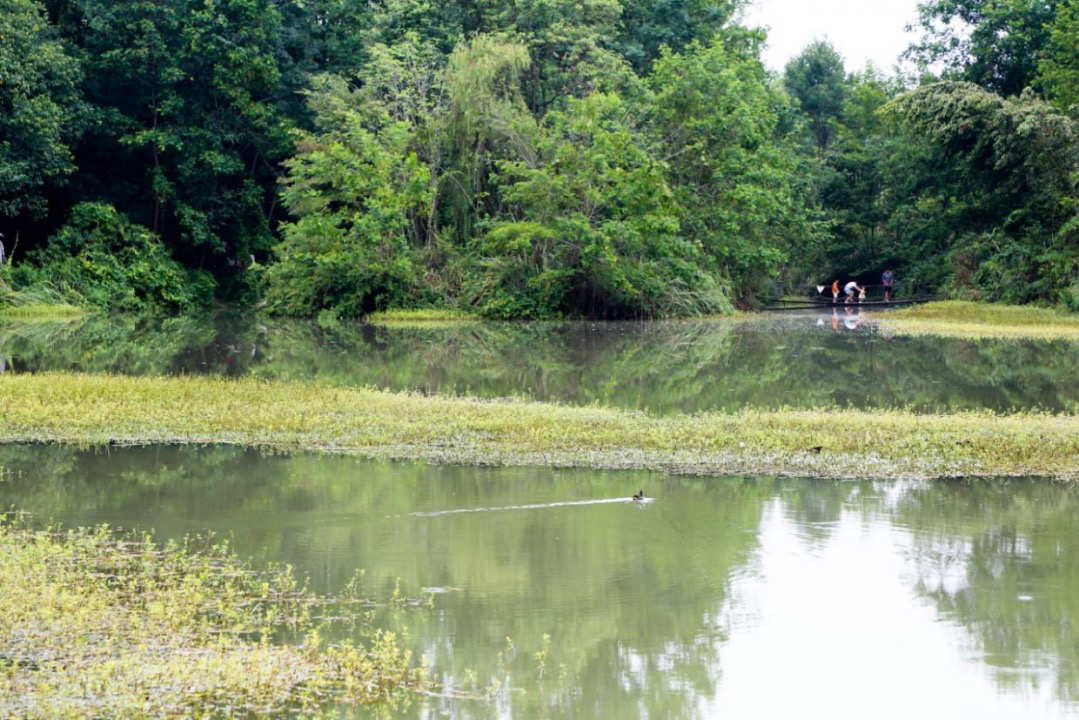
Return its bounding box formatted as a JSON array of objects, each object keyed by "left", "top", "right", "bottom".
[{"left": 0, "top": 517, "right": 428, "bottom": 717}]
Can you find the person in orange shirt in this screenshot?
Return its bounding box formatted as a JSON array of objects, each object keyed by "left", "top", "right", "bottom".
[{"left": 831, "top": 280, "right": 839, "bottom": 302}]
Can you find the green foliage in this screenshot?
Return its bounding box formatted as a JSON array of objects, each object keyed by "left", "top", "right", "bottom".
[
  {"left": 12, "top": 202, "right": 214, "bottom": 311},
  {"left": 650, "top": 39, "right": 818, "bottom": 303},
  {"left": 264, "top": 75, "right": 434, "bottom": 316},
  {"left": 783, "top": 40, "right": 847, "bottom": 153},
  {"left": 0, "top": 0, "right": 84, "bottom": 219},
  {"left": 43, "top": 0, "right": 298, "bottom": 272},
  {"left": 2, "top": 0, "right": 1075, "bottom": 316},
  {"left": 883, "top": 82, "right": 1079, "bottom": 303},
  {"left": 477, "top": 93, "right": 728, "bottom": 318},
  {"left": 1038, "top": 0, "right": 1079, "bottom": 109},
  {"left": 905, "top": 0, "right": 1057, "bottom": 96}
]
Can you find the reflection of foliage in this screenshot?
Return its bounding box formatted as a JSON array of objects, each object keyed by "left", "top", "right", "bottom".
[
  {"left": 0, "top": 445, "right": 768, "bottom": 718},
  {"left": 0, "top": 313, "right": 218, "bottom": 375},
  {"left": 1, "top": 314, "right": 1077, "bottom": 414},
  {"left": 6, "top": 446, "right": 1079, "bottom": 713},
  {"left": 897, "top": 480, "right": 1079, "bottom": 702}
]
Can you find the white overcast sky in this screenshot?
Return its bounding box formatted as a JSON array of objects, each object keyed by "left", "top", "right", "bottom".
[{"left": 742, "top": 0, "right": 923, "bottom": 73}]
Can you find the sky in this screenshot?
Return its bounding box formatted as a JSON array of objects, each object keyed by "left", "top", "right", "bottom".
[{"left": 742, "top": 0, "right": 924, "bottom": 73}]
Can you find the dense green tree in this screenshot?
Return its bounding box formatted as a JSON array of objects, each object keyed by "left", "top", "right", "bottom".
[
  {"left": 264, "top": 74, "right": 435, "bottom": 316},
  {"left": 0, "top": 0, "right": 84, "bottom": 220},
  {"left": 905, "top": 0, "right": 1058, "bottom": 96},
  {"left": 654, "top": 39, "right": 819, "bottom": 302},
  {"left": 477, "top": 92, "right": 728, "bottom": 317},
  {"left": 1038, "top": 0, "right": 1079, "bottom": 109},
  {"left": 618, "top": 0, "right": 745, "bottom": 72},
  {"left": 884, "top": 81, "right": 1078, "bottom": 303},
  {"left": 41, "top": 0, "right": 297, "bottom": 273},
  {"left": 783, "top": 40, "right": 847, "bottom": 153}
]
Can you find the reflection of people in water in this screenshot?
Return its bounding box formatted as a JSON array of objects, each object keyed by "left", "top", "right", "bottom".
[
  {"left": 831, "top": 309, "right": 839, "bottom": 332},
  {"left": 843, "top": 308, "right": 861, "bottom": 330}
]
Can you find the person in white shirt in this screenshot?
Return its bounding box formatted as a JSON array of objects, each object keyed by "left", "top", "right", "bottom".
[{"left": 843, "top": 280, "right": 863, "bottom": 303}]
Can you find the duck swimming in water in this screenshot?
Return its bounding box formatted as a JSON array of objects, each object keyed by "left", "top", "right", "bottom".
[{"left": 632, "top": 490, "right": 645, "bottom": 502}]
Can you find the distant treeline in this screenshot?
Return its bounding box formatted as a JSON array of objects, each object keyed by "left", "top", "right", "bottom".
[{"left": 1, "top": 0, "right": 1076, "bottom": 316}]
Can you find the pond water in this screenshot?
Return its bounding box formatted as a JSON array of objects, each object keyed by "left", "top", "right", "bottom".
[
  {"left": 3, "top": 444, "right": 1079, "bottom": 718},
  {"left": 0, "top": 311, "right": 1077, "bottom": 413}
]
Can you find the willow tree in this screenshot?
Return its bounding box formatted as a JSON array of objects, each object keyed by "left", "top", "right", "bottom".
[{"left": 443, "top": 35, "right": 531, "bottom": 245}]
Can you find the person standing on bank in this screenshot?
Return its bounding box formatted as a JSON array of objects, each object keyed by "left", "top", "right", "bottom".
[
  {"left": 831, "top": 279, "right": 839, "bottom": 303},
  {"left": 882, "top": 268, "right": 895, "bottom": 302},
  {"left": 844, "top": 280, "right": 864, "bottom": 304}
]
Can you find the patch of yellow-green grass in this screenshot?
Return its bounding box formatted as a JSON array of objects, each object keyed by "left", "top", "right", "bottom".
[
  {"left": 874, "top": 301, "right": 1079, "bottom": 340},
  {"left": 365, "top": 308, "right": 479, "bottom": 328},
  {"left": 0, "top": 518, "right": 427, "bottom": 718},
  {"left": 1, "top": 373, "right": 1076, "bottom": 480},
  {"left": 0, "top": 303, "right": 87, "bottom": 320}
]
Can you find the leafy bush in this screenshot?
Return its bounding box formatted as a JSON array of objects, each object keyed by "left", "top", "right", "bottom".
[{"left": 11, "top": 203, "right": 214, "bottom": 312}]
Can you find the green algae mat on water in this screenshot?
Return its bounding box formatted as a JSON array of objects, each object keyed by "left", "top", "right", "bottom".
[{"left": 0, "top": 373, "right": 1076, "bottom": 480}]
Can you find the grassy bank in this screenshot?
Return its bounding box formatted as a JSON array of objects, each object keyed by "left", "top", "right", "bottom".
[
  {"left": 0, "top": 518, "right": 426, "bottom": 718},
  {"left": 875, "top": 301, "right": 1079, "bottom": 339},
  {"left": 0, "top": 373, "right": 1076, "bottom": 480}
]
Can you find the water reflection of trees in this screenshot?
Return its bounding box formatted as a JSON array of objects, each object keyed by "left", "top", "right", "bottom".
[
  {"left": 893, "top": 480, "right": 1079, "bottom": 703},
  {"left": 1, "top": 314, "right": 1077, "bottom": 412},
  {"left": 6, "top": 444, "right": 1079, "bottom": 713},
  {"left": 0, "top": 445, "right": 770, "bottom": 719}
]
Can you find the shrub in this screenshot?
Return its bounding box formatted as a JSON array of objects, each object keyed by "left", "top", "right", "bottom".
[{"left": 12, "top": 203, "right": 214, "bottom": 312}]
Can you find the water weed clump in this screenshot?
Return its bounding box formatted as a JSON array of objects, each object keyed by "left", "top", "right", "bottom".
[
  {"left": 875, "top": 301, "right": 1079, "bottom": 339},
  {"left": 0, "top": 518, "right": 427, "bottom": 718},
  {"left": 0, "top": 373, "right": 1076, "bottom": 480},
  {"left": 365, "top": 308, "right": 481, "bottom": 328}
]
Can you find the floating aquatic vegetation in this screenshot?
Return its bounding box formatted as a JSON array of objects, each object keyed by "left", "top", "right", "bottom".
[
  {"left": 0, "top": 373, "right": 1075, "bottom": 481},
  {"left": 0, "top": 517, "right": 428, "bottom": 718},
  {"left": 364, "top": 308, "right": 480, "bottom": 328}
]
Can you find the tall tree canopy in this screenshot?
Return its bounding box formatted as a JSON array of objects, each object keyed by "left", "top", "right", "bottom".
[
  {"left": 2, "top": 0, "right": 1077, "bottom": 315},
  {"left": 905, "top": 0, "right": 1058, "bottom": 96},
  {"left": 783, "top": 40, "right": 847, "bottom": 153},
  {"left": 0, "top": 0, "right": 84, "bottom": 220}
]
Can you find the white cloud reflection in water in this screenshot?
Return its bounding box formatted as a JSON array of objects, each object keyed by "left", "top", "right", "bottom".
[{"left": 709, "top": 499, "right": 1074, "bottom": 719}]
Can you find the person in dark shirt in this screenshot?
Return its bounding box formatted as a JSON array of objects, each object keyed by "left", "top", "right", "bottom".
[{"left": 882, "top": 269, "right": 895, "bottom": 302}]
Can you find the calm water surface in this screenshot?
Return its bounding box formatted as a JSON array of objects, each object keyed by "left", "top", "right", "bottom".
[
  {"left": 3, "top": 445, "right": 1079, "bottom": 718},
  {"left": 1, "top": 311, "right": 1077, "bottom": 412}
]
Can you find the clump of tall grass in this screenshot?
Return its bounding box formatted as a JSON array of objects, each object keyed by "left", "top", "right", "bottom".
[
  {"left": 0, "top": 517, "right": 427, "bottom": 717},
  {"left": 0, "top": 278, "right": 86, "bottom": 319},
  {"left": 875, "top": 301, "right": 1079, "bottom": 339},
  {"left": 0, "top": 373, "right": 1076, "bottom": 480}
]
